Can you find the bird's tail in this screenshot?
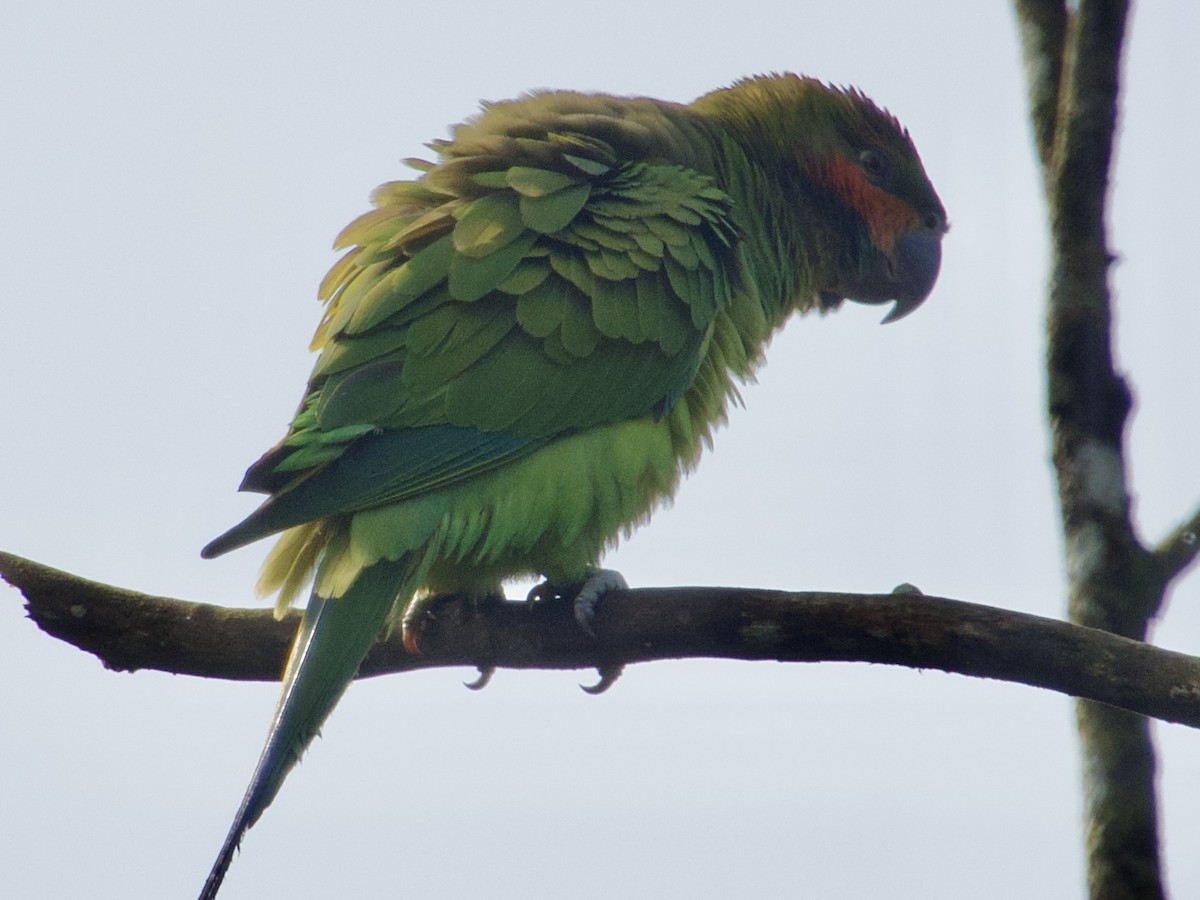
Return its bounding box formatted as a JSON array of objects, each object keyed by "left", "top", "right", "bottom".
[{"left": 198, "top": 555, "right": 414, "bottom": 900}]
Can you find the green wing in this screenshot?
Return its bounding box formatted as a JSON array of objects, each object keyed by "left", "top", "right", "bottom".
[{"left": 203, "top": 130, "right": 740, "bottom": 559}]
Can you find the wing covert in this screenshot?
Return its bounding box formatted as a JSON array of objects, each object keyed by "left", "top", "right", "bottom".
[{"left": 210, "top": 122, "right": 743, "bottom": 555}]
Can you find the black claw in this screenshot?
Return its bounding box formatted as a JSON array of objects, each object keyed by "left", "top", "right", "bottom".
[
  {"left": 579, "top": 664, "right": 624, "bottom": 695},
  {"left": 463, "top": 666, "right": 495, "bottom": 691}
]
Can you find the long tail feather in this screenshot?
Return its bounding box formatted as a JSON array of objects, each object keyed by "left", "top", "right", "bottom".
[{"left": 198, "top": 556, "right": 412, "bottom": 900}]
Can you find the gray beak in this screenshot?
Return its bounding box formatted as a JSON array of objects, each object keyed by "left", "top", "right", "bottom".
[
  {"left": 879, "top": 227, "right": 942, "bottom": 323},
  {"left": 825, "top": 224, "right": 944, "bottom": 323}
]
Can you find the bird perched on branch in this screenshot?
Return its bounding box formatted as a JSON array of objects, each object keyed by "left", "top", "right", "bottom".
[{"left": 197, "top": 72, "right": 945, "bottom": 898}]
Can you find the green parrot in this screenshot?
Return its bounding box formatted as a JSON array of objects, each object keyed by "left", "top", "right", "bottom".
[{"left": 197, "top": 73, "right": 945, "bottom": 898}]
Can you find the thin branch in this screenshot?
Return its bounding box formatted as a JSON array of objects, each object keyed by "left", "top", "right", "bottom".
[
  {"left": 1014, "top": 0, "right": 1068, "bottom": 175},
  {"left": 1155, "top": 505, "right": 1200, "bottom": 585},
  {"left": 5, "top": 551, "right": 1200, "bottom": 728}
]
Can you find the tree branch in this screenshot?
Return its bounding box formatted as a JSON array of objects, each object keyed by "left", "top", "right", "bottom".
[
  {"left": 1015, "top": 2, "right": 1175, "bottom": 898},
  {"left": 1154, "top": 505, "right": 1200, "bottom": 586},
  {"left": 1014, "top": 0, "right": 1067, "bottom": 176},
  {"left": 5, "top": 551, "right": 1200, "bottom": 728}
]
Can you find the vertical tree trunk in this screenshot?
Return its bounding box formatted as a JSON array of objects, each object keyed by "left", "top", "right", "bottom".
[{"left": 1013, "top": 1, "right": 1168, "bottom": 897}]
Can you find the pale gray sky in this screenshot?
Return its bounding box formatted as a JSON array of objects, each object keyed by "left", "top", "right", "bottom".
[{"left": 2, "top": 2, "right": 1197, "bottom": 898}]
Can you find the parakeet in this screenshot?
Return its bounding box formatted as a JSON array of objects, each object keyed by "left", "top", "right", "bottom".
[{"left": 197, "top": 73, "right": 945, "bottom": 898}]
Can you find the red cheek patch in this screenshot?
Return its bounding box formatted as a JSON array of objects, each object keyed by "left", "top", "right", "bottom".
[{"left": 810, "top": 152, "right": 919, "bottom": 255}]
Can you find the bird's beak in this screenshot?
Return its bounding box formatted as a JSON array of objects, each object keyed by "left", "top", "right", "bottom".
[
  {"left": 827, "top": 224, "right": 943, "bottom": 324},
  {"left": 879, "top": 227, "right": 943, "bottom": 323}
]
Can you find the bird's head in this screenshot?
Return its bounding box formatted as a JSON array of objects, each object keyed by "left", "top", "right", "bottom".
[
  {"left": 801, "top": 84, "right": 947, "bottom": 322},
  {"left": 695, "top": 74, "right": 947, "bottom": 322}
]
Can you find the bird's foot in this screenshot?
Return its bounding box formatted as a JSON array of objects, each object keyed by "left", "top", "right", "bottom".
[
  {"left": 400, "top": 597, "right": 432, "bottom": 655},
  {"left": 573, "top": 568, "right": 628, "bottom": 636},
  {"left": 525, "top": 568, "right": 628, "bottom": 637},
  {"left": 526, "top": 569, "right": 628, "bottom": 694},
  {"left": 400, "top": 590, "right": 505, "bottom": 656}
]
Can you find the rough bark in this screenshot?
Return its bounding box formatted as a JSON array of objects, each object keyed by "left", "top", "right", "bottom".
[
  {"left": 5, "top": 551, "right": 1200, "bottom": 727},
  {"left": 1014, "top": 1, "right": 1200, "bottom": 897}
]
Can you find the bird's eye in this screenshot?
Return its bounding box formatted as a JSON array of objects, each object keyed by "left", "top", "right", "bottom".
[
  {"left": 859, "top": 149, "right": 886, "bottom": 178},
  {"left": 923, "top": 211, "right": 947, "bottom": 233}
]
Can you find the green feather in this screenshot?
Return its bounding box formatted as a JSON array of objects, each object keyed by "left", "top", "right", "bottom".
[
  {"left": 515, "top": 276, "right": 569, "bottom": 338},
  {"left": 519, "top": 184, "right": 591, "bottom": 234},
  {"left": 590, "top": 275, "right": 642, "bottom": 342},
  {"left": 403, "top": 303, "right": 516, "bottom": 385},
  {"left": 505, "top": 166, "right": 579, "bottom": 197},
  {"left": 645, "top": 214, "right": 692, "bottom": 247},
  {"left": 198, "top": 557, "right": 416, "bottom": 899},
  {"left": 312, "top": 327, "right": 407, "bottom": 379},
  {"left": 452, "top": 193, "right": 525, "bottom": 258},
  {"left": 470, "top": 171, "right": 509, "bottom": 190},
  {"left": 316, "top": 360, "right": 408, "bottom": 429},
  {"left": 346, "top": 234, "right": 453, "bottom": 334},
  {"left": 558, "top": 293, "right": 601, "bottom": 357},
  {"left": 496, "top": 258, "right": 551, "bottom": 295},
  {"left": 631, "top": 230, "right": 665, "bottom": 257},
  {"left": 448, "top": 230, "right": 538, "bottom": 302},
  {"left": 561, "top": 153, "right": 612, "bottom": 176}
]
